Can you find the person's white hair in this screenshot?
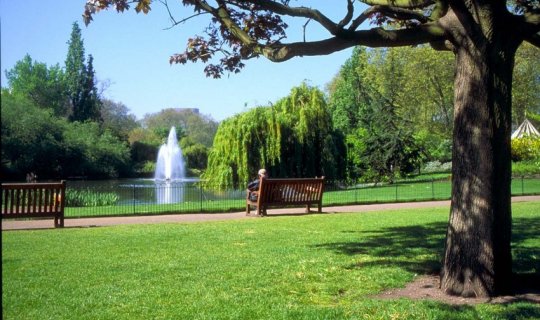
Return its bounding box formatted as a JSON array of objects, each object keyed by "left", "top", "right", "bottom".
[{"left": 258, "top": 169, "right": 267, "bottom": 176}]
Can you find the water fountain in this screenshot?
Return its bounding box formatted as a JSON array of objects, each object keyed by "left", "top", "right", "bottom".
[
  {"left": 155, "top": 127, "right": 186, "bottom": 204},
  {"left": 155, "top": 126, "right": 186, "bottom": 181}
]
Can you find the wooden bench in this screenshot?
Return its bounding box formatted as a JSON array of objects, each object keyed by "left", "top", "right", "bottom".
[
  {"left": 246, "top": 177, "right": 325, "bottom": 216},
  {"left": 1, "top": 181, "right": 66, "bottom": 228}
]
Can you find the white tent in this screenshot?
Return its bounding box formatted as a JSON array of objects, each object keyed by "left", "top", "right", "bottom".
[{"left": 511, "top": 119, "right": 540, "bottom": 139}]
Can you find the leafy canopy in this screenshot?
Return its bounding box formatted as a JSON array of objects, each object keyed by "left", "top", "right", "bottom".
[{"left": 83, "top": 1, "right": 540, "bottom": 78}]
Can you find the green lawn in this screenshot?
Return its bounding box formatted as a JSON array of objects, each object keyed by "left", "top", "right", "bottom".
[{"left": 3, "top": 201, "right": 539, "bottom": 319}]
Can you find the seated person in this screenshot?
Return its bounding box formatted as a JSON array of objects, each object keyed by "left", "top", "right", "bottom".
[{"left": 247, "top": 168, "right": 268, "bottom": 201}]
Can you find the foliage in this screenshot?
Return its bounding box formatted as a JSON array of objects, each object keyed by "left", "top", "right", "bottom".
[
  {"left": 5, "top": 54, "right": 68, "bottom": 117},
  {"left": 329, "top": 47, "right": 426, "bottom": 182},
  {"left": 513, "top": 43, "right": 540, "bottom": 125},
  {"left": 62, "top": 121, "right": 131, "bottom": 178},
  {"left": 511, "top": 137, "right": 540, "bottom": 161},
  {"left": 1, "top": 92, "right": 67, "bottom": 179},
  {"left": 65, "top": 22, "right": 101, "bottom": 123},
  {"left": 327, "top": 47, "right": 369, "bottom": 134},
  {"left": 142, "top": 108, "right": 218, "bottom": 147},
  {"left": 182, "top": 143, "right": 208, "bottom": 171},
  {"left": 512, "top": 160, "right": 540, "bottom": 176},
  {"left": 359, "top": 97, "right": 424, "bottom": 182},
  {"left": 65, "top": 189, "right": 119, "bottom": 207},
  {"left": 392, "top": 46, "right": 454, "bottom": 137},
  {"left": 100, "top": 99, "right": 140, "bottom": 141},
  {"left": 414, "top": 129, "right": 452, "bottom": 163},
  {"left": 328, "top": 47, "right": 452, "bottom": 181},
  {"left": 1, "top": 90, "right": 131, "bottom": 179},
  {"left": 203, "top": 83, "right": 345, "bottom": 189}
]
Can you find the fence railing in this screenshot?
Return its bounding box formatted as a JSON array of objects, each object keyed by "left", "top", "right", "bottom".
[{"left": 60, "top": 176, "right": 540, "bottom": 218}]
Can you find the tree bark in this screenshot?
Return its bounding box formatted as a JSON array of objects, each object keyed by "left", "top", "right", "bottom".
[{"left": 440, "top": 5, "right": 520, "bottom": 297}]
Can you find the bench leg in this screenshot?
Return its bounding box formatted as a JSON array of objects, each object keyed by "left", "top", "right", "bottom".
[
  {"left": 305, "top": 204, "right": 311, "bottom": 213},
  {"left": 55, "top": 215, "right": 64, "bottom": 228},
  {"left": 246, "top": 204, "right": 251, "bottom": 215}
]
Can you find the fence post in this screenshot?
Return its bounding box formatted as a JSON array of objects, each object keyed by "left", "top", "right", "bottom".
[
  {"left": 132, "top": 185, "right": 136, "bottom": 215},
  {"left": 431, "top": 178, "right": 435, "bottom": 200},
  {"left": 522, "top": 176, "right": 525, "bottom": 195},
  {"left": 200, "top": 184, "right": 203, "bottom": 212},
  {"left": 395, "top": 183, "right": 398, "bottom": 201}
]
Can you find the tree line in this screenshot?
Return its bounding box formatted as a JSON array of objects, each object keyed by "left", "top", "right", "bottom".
[
  {"left": 3, "top": 26, "right": 537, "bottom": 183},
  {"left": 1, "top": 22, "right": 218, "bottom": 181}
]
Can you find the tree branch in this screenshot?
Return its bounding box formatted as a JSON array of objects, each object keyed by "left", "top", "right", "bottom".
[
  {"left": 521, "top": 11, "right": 540, "bottom": 47},
  {"left": 258, "top": 23, "right": 446, "bottom": 62},
  {"left": 337, "top": 0, "right": 355, "bottom": 28},
  {"left": 242, "top": 0, "right": 342, "bottom": 35},
  {"left": 360, "top": 0, "right": 435, "bottom": 9},
  {"left": 377, "top": 5, "right": 430, "bottom": 23}
]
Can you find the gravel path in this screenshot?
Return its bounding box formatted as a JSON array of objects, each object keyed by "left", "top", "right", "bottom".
[{"left": 2, "top": 196, "right": 539, "bottom": 231}]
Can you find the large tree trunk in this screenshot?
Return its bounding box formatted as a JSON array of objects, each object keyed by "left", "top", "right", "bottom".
[{"left": 439, "top": 5, "right": 520, "bottom": 297}]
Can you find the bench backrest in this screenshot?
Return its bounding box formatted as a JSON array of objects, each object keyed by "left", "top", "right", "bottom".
[
  {"left": 1, "top": 181, "right": 66, "bottom": 218},
  {"left": 258, "top": 177, "right": 324, "bottom": 205}
]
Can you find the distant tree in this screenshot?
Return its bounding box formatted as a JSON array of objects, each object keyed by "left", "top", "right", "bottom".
[
  {"left": 78, "top": 54, "right": 103, "bottom": 123},
  {"left": 513, "top": 42, "right": 540, "bottom": 126},
  {"left": 100, "top": 99, "right": 140, "bottom": 141},
  {"left": 5, "top": 55, "right": 68, "bottom": 117},
  {"left": 128, "top": 127, "right": 162, "bottom": 172},
  {"left": 142, "top": 108, "right": 218, "bottom": 147},
  {"left": 62, "top": 121, "right": 131, "bottom": 178},
  {"left": 360, "top": 94, "right": 424, "bottom": 182},
  {"left": 182, "top": 143, "right": 208, "bottom": 172},
  {"left": 65, "top": 22, "right": 101, "bottom": 122},
  {"left": 327, "top": 47, "right": 369, "bottom": 134},
  {"left": 1, "top": 90, "right": 67, "bottom": 179},
  {"left": 329, "top": 47, "right": 427, "bottom": 180},
  {"left": 65, "top": 22, "right": 86, "bottom": 119},
  {"left": 2, "top": 89, "right": 131, "bottom": 180}
]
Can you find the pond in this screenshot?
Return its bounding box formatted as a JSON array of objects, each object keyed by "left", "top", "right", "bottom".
[{"left": 66, "top": 178, "right": 245, "bottom": 205}]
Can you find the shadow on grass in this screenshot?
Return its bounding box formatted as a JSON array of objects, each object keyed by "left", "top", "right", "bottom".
[
  {"left": 315, "top": 215, "right": 540, "bottom": 310},
  {"left": 316, "top": 220, "right": 447, "bottom": 275}
]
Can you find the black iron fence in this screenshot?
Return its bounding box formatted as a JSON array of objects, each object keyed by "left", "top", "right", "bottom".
[{"left": 62, "top": 176, "right": 540, "bottom": 218}]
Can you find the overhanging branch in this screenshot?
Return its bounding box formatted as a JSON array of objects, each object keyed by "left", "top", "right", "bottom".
[{"left": 258, "top": 23, "right": 446, "bottom": 62}]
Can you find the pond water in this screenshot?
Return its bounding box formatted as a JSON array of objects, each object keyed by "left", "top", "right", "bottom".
[{"left": 66, "top": 178, "right": 243, "bottom": 205}]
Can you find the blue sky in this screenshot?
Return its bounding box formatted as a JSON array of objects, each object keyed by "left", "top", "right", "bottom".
[{"left": 1, "top": 1, "right": 360, "bottom": 121}]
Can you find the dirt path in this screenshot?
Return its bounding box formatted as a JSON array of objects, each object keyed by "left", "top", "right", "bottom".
[{"left": 2, "top": 196, "right": 538, "bottom": 231}]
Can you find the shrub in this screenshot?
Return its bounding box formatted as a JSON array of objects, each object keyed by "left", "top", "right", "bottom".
[
  {"left": 511, "top": 137, "right": 540, "bottom": 161},
  {"left": 512, "top": 160, "right": 540, "bottom": 176},
  {"left": 422, "top": 161, "right": 452, "bottom": 173},
  {"left": 66, "top": 189, "right": 119, "bottom": 207}
]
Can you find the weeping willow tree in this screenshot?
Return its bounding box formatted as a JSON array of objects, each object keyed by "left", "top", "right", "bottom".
[{"left": 203, "top": 84, "right": 345, "bottom": 189}]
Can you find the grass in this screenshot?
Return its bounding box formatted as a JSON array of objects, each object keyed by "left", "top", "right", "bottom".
[{"left": 3, "top": 201, "right": 540, "bottom": 319}]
